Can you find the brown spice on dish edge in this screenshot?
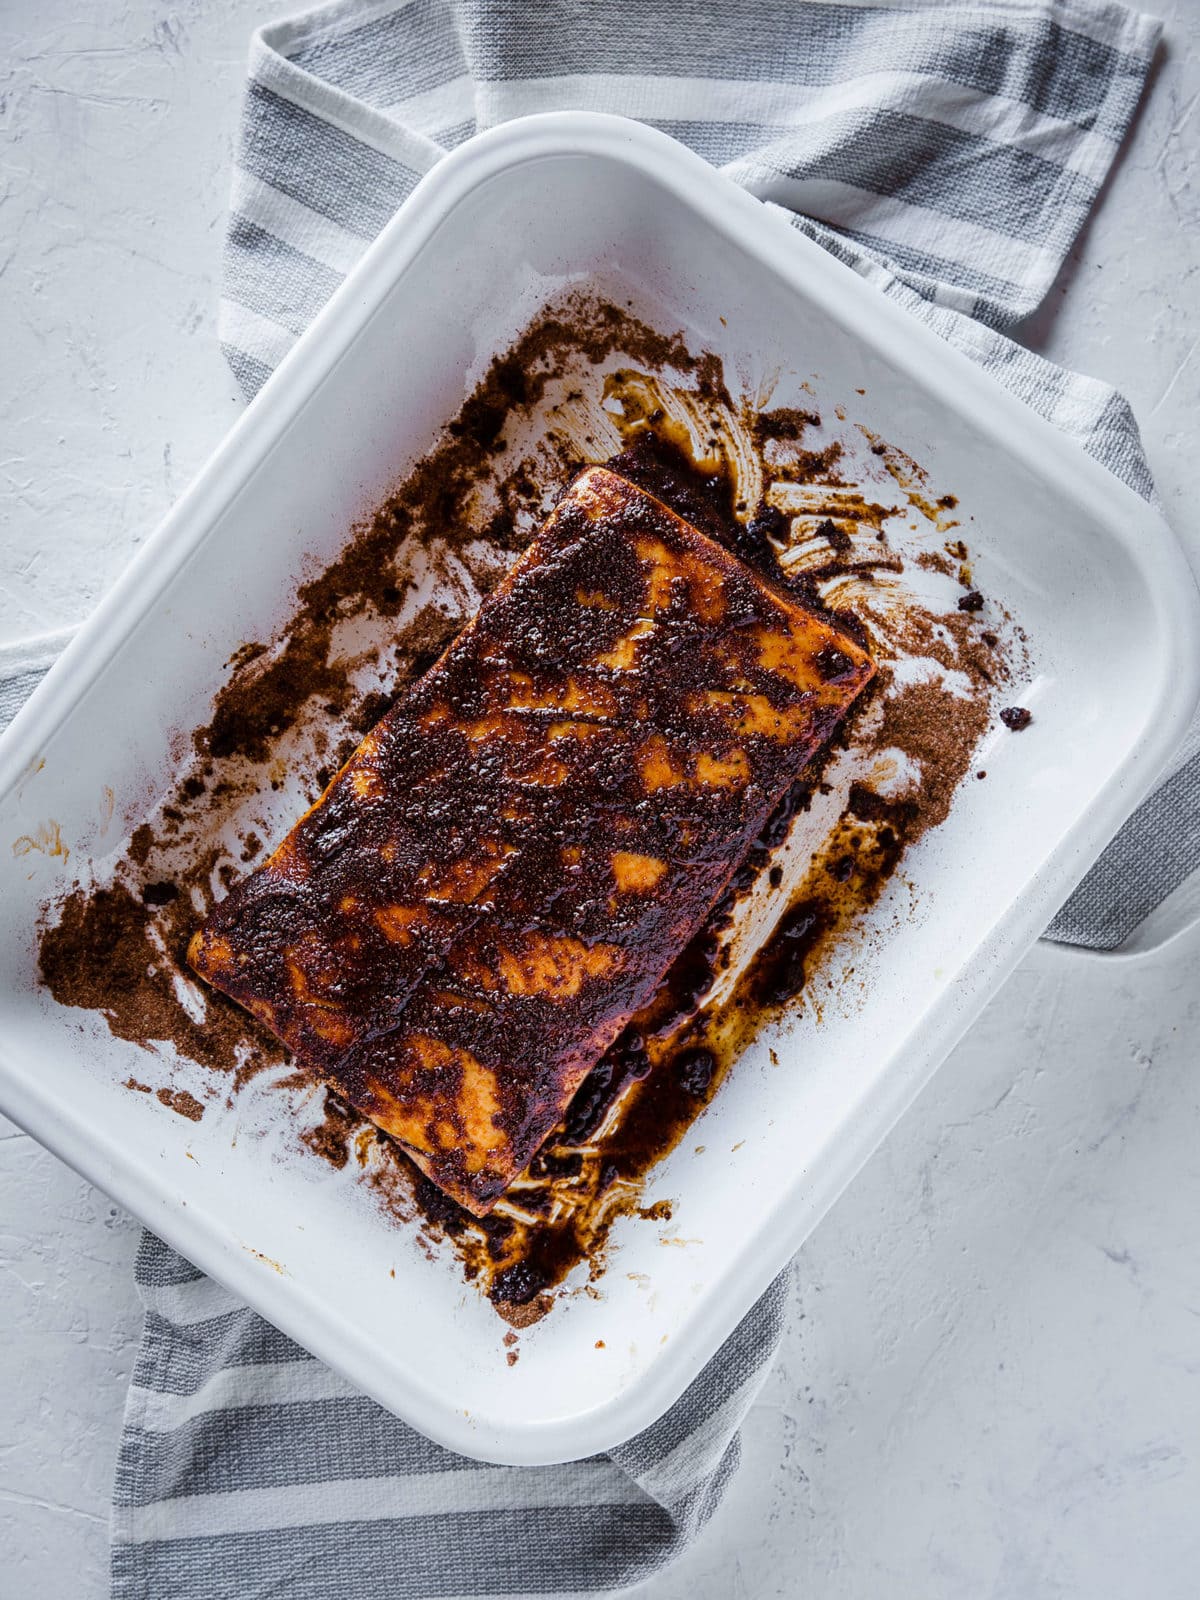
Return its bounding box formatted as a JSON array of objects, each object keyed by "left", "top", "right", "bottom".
[
  {"left": 1001, "top": 706, "right": 1033, "bottom": 731},
  {"left": 156, "top": 1087, "right": 205, "bottom": 1122}
]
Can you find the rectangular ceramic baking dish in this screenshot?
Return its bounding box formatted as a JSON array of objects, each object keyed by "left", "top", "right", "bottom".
[{"left": 1, "top": 114, "right": 1197, "bottom": 1465}]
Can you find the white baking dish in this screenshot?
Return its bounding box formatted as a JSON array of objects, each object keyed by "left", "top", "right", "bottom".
[{"left": 1, "top": 114, "right": 1197, "bottom": 1465}]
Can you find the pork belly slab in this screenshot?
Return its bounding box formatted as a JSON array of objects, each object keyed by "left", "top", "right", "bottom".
[{"left": 189, "top": 465, "right": 874, "bottom": 1212}]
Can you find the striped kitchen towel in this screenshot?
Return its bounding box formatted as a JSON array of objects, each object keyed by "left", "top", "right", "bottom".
[
  {"left": 0, "top": 1, "right": 1182, "bottom": 1595},
  {"left": 109, "top": 1235, "right": 790, "bottom": 1598}
]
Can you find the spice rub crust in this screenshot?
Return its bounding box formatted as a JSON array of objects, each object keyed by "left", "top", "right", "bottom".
[{"left": 189, "top": 466, "right": 874, "bottom": 1212}]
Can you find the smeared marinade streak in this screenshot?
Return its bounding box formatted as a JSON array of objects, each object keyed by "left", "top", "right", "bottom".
[
  {"left": 37, "top": 292, "right": 1009, "bottom": 1316},
  {"left": 189, "top": 466, "right": 874, "bottom": 1213}
]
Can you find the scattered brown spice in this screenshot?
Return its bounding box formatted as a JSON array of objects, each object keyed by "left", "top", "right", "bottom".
[
  {"left": 915, "top": 550, "right": 954, "bottom": 576},
  {"left": 300, "top": 1093, "right": 357, "bottom": 1170},
  {"left": 39, "top": 877, "right": 283, "bottom": 1076},
  {"left": 871, "top": 679, "right": 991, "bottom": 832},
  {"left": 156, "top": 1087, "right": 205, "bottom": 1122},
  {"left": 772, "top": 442, "right": 845, "bottom": 482},
  {"left": 494, "top": 1294, "right": 554, "bottom": 1330},
  {"left": 127, "top": 824, "right": 154, "bottom": 867},
  {"left": 754, "top": 407, "right": 821, "bottom": 442}
]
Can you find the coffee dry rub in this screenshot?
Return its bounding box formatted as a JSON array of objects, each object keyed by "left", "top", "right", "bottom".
[
  {"left": 189, "top": 465, "right": 873, "bottom": 1213},
  {"left": 37, "top": 291, "right": 1010, "bottom": 1310}
]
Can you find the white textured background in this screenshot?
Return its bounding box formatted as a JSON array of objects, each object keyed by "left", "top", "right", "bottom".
[{"left": 2, "top": 2, "right": 1199, "bottom": 1596}]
